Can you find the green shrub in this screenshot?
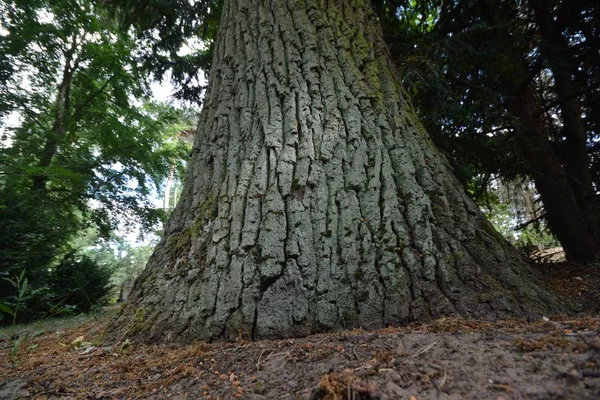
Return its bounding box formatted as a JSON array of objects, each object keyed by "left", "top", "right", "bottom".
[{"left": 49, "top": 254, "right": 113, "bottom": 314}]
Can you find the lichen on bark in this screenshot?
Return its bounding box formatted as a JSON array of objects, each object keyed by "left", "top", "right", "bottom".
[{"left": 109, "top": 0, "right": 568, "bottom": 343}]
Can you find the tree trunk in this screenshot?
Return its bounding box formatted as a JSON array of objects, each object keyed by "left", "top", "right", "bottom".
[
  {"left": 32, "top": 34, "right": 81, "bottom": 192},
  {"left": 111, "top": 0, "right": 567, "bottom": 343},
  {"left": 528, "top": 0, "right": 600, "bottom": 261},
  {"left": 507, "top": 86, "right": 600, "bottom": 261},
  {"left": 478, "top": 0, "right": 600, "bottom": 263}
]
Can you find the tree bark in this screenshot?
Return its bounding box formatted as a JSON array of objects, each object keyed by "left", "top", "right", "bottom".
[{"left": 111, "top": 0, "right": 567, "bottom": 343}]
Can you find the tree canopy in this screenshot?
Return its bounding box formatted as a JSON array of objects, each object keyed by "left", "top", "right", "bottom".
[
  {"left": 374, "top": 0, "right": 600, "bottom": 261},
  {"left": 0, "top": 0, "right": 192, "bottom": 320}
]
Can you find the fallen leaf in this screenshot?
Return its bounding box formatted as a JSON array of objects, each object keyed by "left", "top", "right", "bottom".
[{"left": 71, "top": 336, "right": 85, "bottom": 346}]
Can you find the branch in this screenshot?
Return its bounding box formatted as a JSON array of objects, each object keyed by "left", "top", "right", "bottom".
[
  {"left": 473, "top": 173, "right": 492, "bottom": 202},
  {"left": 514, "top": 55, "right": 545, "bottom": 97},
  {"left": 70, "top": 75, "right": 117, "bottom": 123},
  {"left": 67, "top": 31, "right": 88, "bottom": 76},
  {"left": 535, "top": 83, "right": 600, "bottom": 117},
  {"left": 19, "top": 105, "right": 49, "bottom": 131},
  {"left": 514, "top": 213, "right": 546, "bottom": 231}
]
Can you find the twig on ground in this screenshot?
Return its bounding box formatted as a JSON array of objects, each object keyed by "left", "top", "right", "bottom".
[
  {"left": 256, "top": 348, "right": 265, "bottom": 371},
  {"left": 401, "top": 341, "right": 438, "bottom": 364},
  {"left": 117, "top": 324, "right": 133, "bottom": 345},
  {"left": 264, "top": 351, "right": 289, "bottom": 359},
  {"left": 439, "top": 368, "right": 447, "bottom": 388}
]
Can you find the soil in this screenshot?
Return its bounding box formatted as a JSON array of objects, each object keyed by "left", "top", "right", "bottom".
[
  {"left": 533, "top": 262, "right": 600, "bottom": 313},
  {"left": 0, "top": 261, "right": 599, "bottom": 400}
]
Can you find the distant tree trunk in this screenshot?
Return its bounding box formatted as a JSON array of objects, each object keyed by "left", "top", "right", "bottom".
[
  {"left": 528, "top": 0, "right": 600, "bottom": 262},
  {"left": 163, "top": 164, "right": 176, "bottom": 210},
  {"left": 477, "top": 0, "right": 600, "bottom": 263},
  {"left": 32, "top": 33, "right": 83, "bottom": 191},
  {"left": 111, "top": 0, "right": 567, "bottom": 342},
  {"left": 507, "top": 86, "right": 600, "bottom": 262}
]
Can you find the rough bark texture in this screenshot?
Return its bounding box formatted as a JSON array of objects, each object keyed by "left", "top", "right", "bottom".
[{"left": 111, "top": 0, "right": 567, "bottom": 342}]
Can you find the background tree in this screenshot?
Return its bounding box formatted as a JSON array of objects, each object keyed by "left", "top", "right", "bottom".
[
  {"left": 111, "top": 0, "right": 567, "bottom": 343},
  {"left": 0, "top": 0, "right": 191, "bottom": 321},
  {"left": 103, "top": 0, "right": 221, "bottom": 103},
  {"left": 373, "top": 0, "right": 600, "bottom": 262}
]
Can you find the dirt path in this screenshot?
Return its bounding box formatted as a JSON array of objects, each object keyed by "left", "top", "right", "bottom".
[
  {"left": 1, "top": 315, "right": 599, "bottom": 399},
  {"left": 1, "top": 261, "right": 599, "bottom": 399}
]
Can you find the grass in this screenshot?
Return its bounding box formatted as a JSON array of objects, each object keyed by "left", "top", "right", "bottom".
[
  {"left": 0, "top": 306, "right": 119, "bottom": 368},
  {"left": 0, "top": 306, "right": 117, "bottom": 341}
]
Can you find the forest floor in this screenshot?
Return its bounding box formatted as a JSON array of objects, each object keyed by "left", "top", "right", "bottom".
[{"left": 0, "top": 262, "right": 599, "bottom": 400}]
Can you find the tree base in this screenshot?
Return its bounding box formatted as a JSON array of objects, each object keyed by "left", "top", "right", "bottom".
[{"left": 105, "top": 0, "right": 570, "bottom": 344}]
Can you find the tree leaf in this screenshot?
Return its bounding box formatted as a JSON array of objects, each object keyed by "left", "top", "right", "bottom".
[
  {"left": 20, "top": 278, "right": 28, "bottom": 298},
  {"left": 0, "top": 303, "right": 15, "bottom": 316}
]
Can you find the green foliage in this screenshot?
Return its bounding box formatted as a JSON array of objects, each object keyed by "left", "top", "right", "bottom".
[
  {"left": 103, "top": 0, "right": 222, "bottom": 102},
  {"left": 49, "top": 254, "right": 113, "bottom": 314},
  {"left": 516, "top": 225, "right": 559, "bottom": 250},
  {"left": 484, "top": 199, "right": 558, "bottom": 250},
  {"left": 0, "top": 270, "right": 28, "bottom": 324},
  {"left": 78, "top": 234, "right": 156, "bottom": 298},
  {"left": 0, "top": 0, "right": 193, "bottom": 322},
  {"left": 480, "top": 178, "right": 559, "bottom": 250},
  {"left": 374, "top": 0, "right": 600, "bottom": 254},
  {"left": 0, "top": 270, "right": 30, "bottom": 366},
  {"left": 108, "top": 244, "right": 153, "bottom": 290}
]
